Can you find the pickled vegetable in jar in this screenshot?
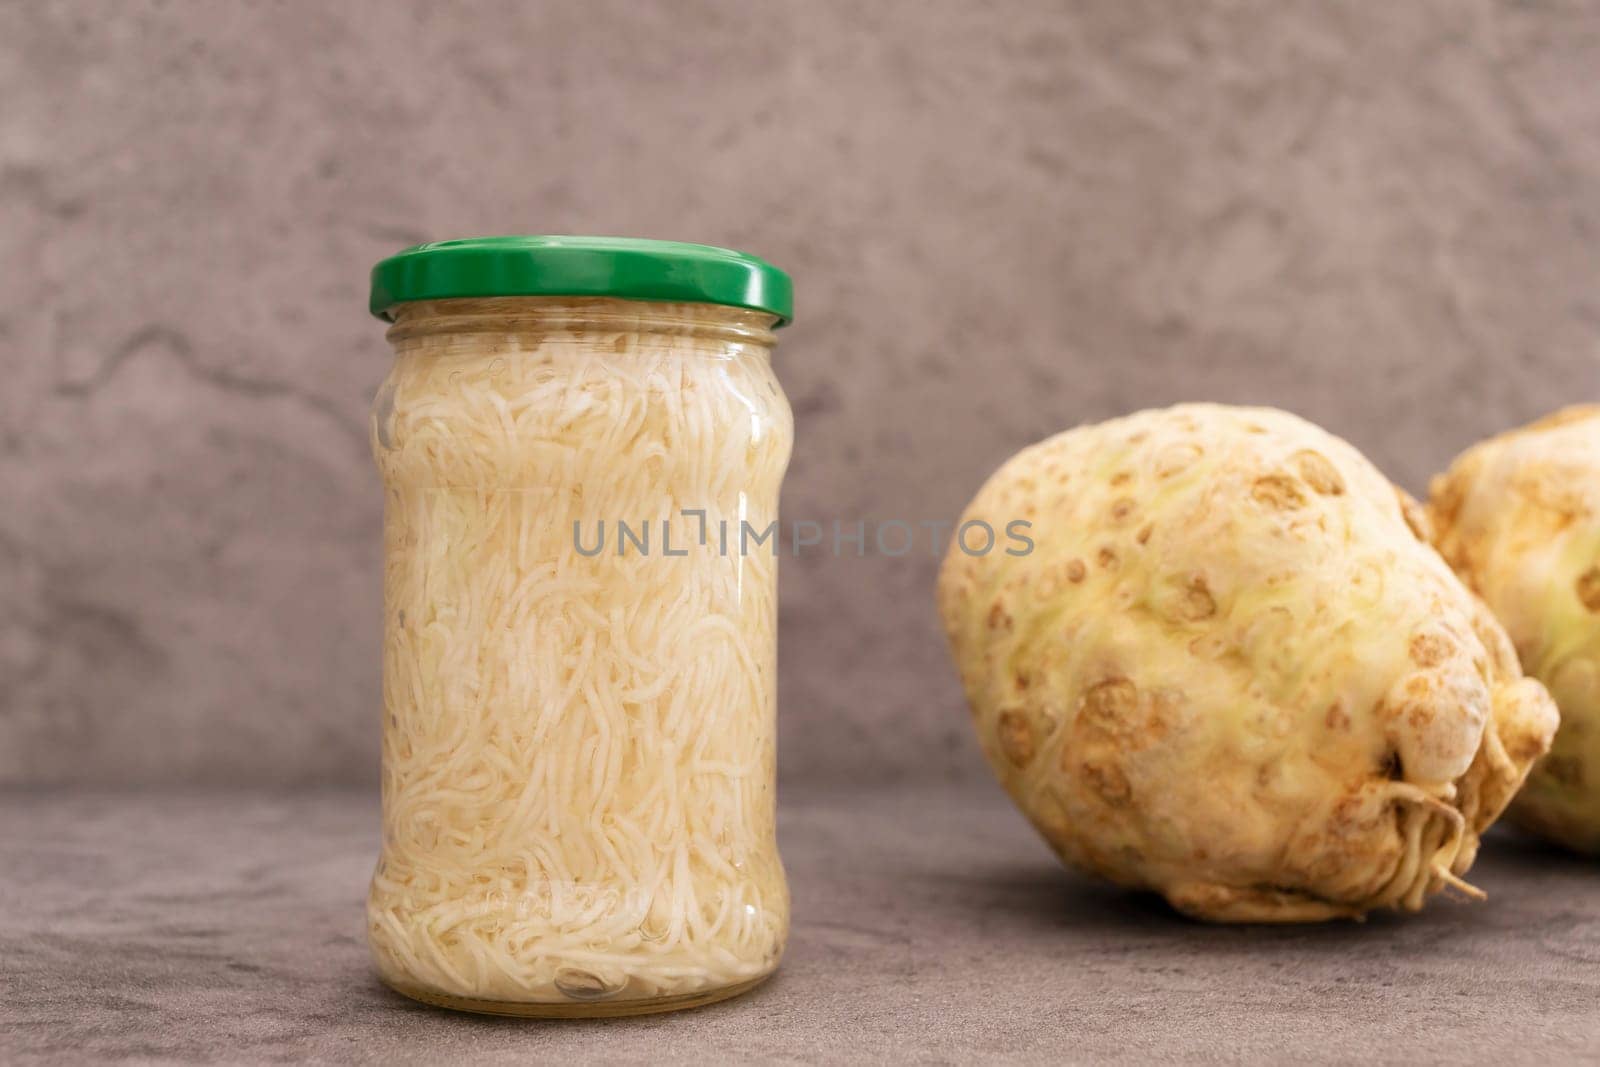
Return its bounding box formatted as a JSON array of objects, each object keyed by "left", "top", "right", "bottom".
[{"left": 364, "top": 237, "right": 794, "bottom": 1017}]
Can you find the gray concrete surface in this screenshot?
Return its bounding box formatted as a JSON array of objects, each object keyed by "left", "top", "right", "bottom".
[
  {"left": 5, "top": 1, "right": 1600, "bottom": 786},
  {"left": 3, "top": 784, "right": 1598, "bottom": 1064}
]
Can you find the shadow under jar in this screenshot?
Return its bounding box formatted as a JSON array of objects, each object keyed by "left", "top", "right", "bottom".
[{"left": 364, "top": 238, "right": 794, "bottom": 1017}]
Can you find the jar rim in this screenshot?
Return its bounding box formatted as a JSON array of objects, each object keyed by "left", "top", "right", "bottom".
[
  {"left": 370, "top": 236, "right": 793, "bottom": 327},
  {"left": 384, "top": 297, "right": 780, "bottom": 348}
]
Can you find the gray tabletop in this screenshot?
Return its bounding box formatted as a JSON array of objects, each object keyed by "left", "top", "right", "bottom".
[{"left": 3, "top": 784, "right": 1597, "bottom": 1065}]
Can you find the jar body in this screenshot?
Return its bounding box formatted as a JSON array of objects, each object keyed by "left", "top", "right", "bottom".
[{"left": 367, "top": 297, "right": 792, "bottom": 1016}]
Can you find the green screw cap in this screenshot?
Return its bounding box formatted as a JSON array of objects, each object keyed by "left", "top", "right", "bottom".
[{"left": 369, "top": 235, "right": 793, "bottom": 326}]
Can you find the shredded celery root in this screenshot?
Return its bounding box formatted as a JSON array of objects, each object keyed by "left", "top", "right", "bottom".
[{"left": 367, "top": 298, "right": 791, "bottom": 1006}]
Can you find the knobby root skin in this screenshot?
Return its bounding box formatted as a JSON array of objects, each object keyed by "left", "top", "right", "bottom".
[
  {"left": 1430, "top": 405, "right": 1600, "bottom": 855},
  {"left": 939, "top": 404, "right": 1559, "bottom": 922}
]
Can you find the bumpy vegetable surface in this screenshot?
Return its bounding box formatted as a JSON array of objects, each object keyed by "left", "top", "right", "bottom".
[
  {"left": 939, "top": 404, "right": 1557, "bottom": 921},
  {"left": 1430, "top": 406, "right": 1600, "bottom": 854}
]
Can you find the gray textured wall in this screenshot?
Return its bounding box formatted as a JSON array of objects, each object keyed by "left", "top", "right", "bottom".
[{"left": 4, "top": 0, "right": 1598, "bottom": 786}]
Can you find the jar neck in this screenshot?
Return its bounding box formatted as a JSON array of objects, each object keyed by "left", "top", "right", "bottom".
[{"left": 386, "top": 297, "right": 778, "bottom": 349}]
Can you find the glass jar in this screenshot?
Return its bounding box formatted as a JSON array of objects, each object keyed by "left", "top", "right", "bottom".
[{"left": 364, "top": 238, "right": 794, "bottom": 1017}]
